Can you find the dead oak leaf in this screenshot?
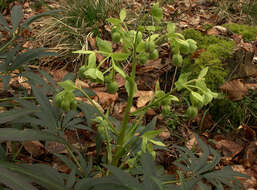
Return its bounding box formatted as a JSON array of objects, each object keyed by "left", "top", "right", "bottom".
[
  {"left": 215, "top": 139, "right": 243, "bottom": 160},
  {"left": 95, "top": 91, "right": 118, "bottom": 109},
  {"left": 135, "top": 90, "right": 154, "bottom": 108}
]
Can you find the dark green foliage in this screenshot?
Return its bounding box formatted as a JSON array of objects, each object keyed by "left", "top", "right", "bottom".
[
  {"left": 174, "top": 134, "right": 248, "bottom": 189},
  {"left": 63, "top": 0, "right": 120, "bottom": 32},
  {"left": 0, "top": 0, "right": 25, "bottom": 12},
  {"left": 223, "top": 23, "right": 257, "bottom": 42},
  {"left": 182, "top": 29, "right": 235, "bottom": 91},
  {"left": 0, "top": 5, "right": 59, "bottom": 88},
  {"left": 210, "top": 89, "right": 257, "bottom": 127}
]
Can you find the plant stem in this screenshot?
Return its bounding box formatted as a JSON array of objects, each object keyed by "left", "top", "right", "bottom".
[
  {"left": 65, "top": 144, "right": 85, "bottom": 176},
  {"left": 112, "top": 33, "right": 138, "bottom": 166},
  {"left": 0, "top": 33, "right": 16, "bottom": 52}
]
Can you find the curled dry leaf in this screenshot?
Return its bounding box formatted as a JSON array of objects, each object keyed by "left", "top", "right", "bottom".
[
  {"left": 88, "top": 35, "right": 96, "bottom": 49},
  {"left": 23, "top": 141, "right": 44, "bottom": 157},
  {"left": 244, "top": 141, "right": 257, "bottom": 167},
  {"left": 220, "top": 79, "right": 249, "bottom": 101},
  {"left": 45, "top": 141, "right": 66, "bottom": 154},
  {"left": 95, "top": 91, "right": 118, "bottom": 109},
  {"left": 50, "top": 69, "right": 68, "bottom": 82},
  {"left": 135, "top": 90, "right": 154, "bottom": 108},
  {"left": 239, "top": 125, "right": 257, "bottom": 141},
  {"left": 207, "top": 26, "right": 230, "bottom": 36},
  {"left": 215, "top": 139, "right": 243, "bottom": 160}
]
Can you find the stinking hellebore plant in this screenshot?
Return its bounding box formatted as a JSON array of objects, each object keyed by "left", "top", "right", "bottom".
[{"left": 54, "top": 3, "right": 218, "bottom": 167}]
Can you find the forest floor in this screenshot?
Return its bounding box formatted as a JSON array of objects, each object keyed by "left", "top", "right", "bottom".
[{"left": 1, "top": 0, "right": 257, "bottom": 189}]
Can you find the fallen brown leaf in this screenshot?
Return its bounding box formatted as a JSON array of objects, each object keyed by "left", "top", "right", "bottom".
[
  {"left": 220, "top": 79, "right": 249, "bottom": 101},
  {"left": 23, "top": 141, "right": 44, "bottom": 157},
  {"left": 45, "top": 141, "right": 66, "bottom": 154},
  {"left": 244, "top": 141, "right": 257, "bottom": 167},
  {"left": 95, "top": 91, "right": 118, "bottom": 110},
  {"left": 215, "top": 139, "right": 243, "bottom": 160},
  {"left": 135, "top": 90, "right": 154, "bottom": 108}
]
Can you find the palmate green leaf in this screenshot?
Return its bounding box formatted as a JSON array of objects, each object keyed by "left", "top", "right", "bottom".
[
  {"left": 112, "top": 52, "right": 130, "bottom": 61},
  {"left": 142, "top": 130, "right": 162, "bottom": 139},
  {"left": 0, "top": 163, "right": 68, "bottom": 190},
  {"left": 142, "top": 153, "right": 156, "bottom": 177},
  {"left": 141, "top": 153, "right": 164, "bottom": 190},
  {"left": 105, "top": 165, "right": 142, "bottom": 189},
  {"left": 79, "top": 103, "right": 101, "bottom": 127},
  {"left": 148, "top": 34, "right": 159, "bottom": 41},
  {"left": 75, "top": 177, "right": 131, "bottom": 190},
  {"left": 10, "top": 5, "right": 23, "bottom": 34},
  {"left": 198, "top": 67, "right": 208, "bottom": 79},
  {"left": 58, "top": 80, "right": 76, "bottom": 91},
  {"left": 106, "top": 18, "right": 122, "bottom": 25},
  {"left": 39, "top": 69, "right": 57, "bottom": 89},
  {"left": 113, "top": 63, "right": 127, "bottom": 78},
  {"left": 0, "top": 109, "right": 36, "bottom": 124},
  {"left": 66, "top": 169, "right": 76, "bottom": 189},
  {"left": 120, "top": 9, "right": 126, "bottom": 22},
  {"left": 32, "top": 85, "right": 59, "bottom": 131},
  {"left": 84, "top": 68, "right": 104, "bottom": 81},
  {"left": 151, "top": 3, "right": 163, "bottom": 21},
  {"left": 11, "top": 48, "right": 57, "bottom": 71},
  {"left": 191, "top": 91, "right": 204, "bottom": 104},
  {"left": 203, "top": 166, "right": 247, "bottom": 190},
  {"left": 96, "top": 37, "right": 112, "bottom": 53},
  {"left": 88, "top": 52, "right": 96, "bottom": 68},
  {"left": 146, "top": 25, "right": 156, "bottom": 31},
  {"left": 0, "top": 167, "right": 37, "bottom": 190},
  {"left": 167, "top": 23, "right": 175, "bottom": 33},
  {"left": 0, "top": 128, "right": 66, "bottom": 144},
  {"left": 0, "top": 12, "right": 10, "bottom": 32},
  {"left": 149, "top": 139, "right": 166, "bottom": 147},
  {"left": 197, "top": 181, "right": 212, "bottom": 190},
  {"left": 77, "top": 152, "right": 93, "bottom": 177},
  {"left": 175, "top": 72, "right": 191, "bottom": 91},
  {"left": 191, "top": 135, "right": 210, "bottom": 173},
  {"left": 23, "top": 71, "right": 53, "bottom": 94}
]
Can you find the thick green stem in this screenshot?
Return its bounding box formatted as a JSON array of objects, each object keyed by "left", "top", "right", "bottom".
[{"left": 112, "top": 33, "right": 138, "bottom": 166}]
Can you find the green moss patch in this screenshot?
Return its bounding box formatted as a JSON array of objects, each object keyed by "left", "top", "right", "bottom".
[
  {"left": 223, "top": 23, "right": 257, "bottom": 42},
  {"left": 182, "top": 29, "right": 235, "bottom": 91}
]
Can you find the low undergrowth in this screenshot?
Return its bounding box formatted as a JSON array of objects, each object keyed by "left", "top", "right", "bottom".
[
  {"left": 182, "top": 28, "right": 235, "bottom": 91},
  {"left": 0, "top": 3, "right": 249, "bottom": 190},
  {"left": 223, "top": 23, "right": 257, "bottom": 42}
]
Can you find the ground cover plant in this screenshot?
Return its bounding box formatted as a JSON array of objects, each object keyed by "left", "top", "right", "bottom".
[
  {"left": 223, "top": 23, "right": 257, "bottom": 42},
  {"left": 32, "top": 0, "right": 121, "bottom": 65},
  {"left": 1, "top": 0, "right": 256, "bottom": 189}
]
